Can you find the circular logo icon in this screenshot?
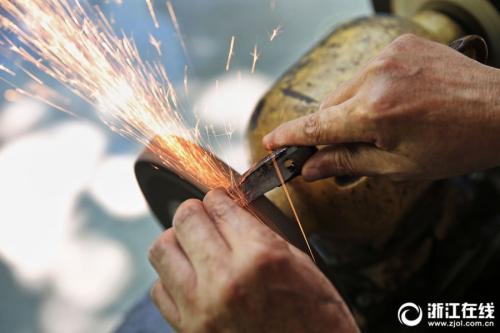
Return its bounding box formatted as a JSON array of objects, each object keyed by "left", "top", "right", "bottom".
[{"left": 398, "top": 302, "right": 423, "bottom": 327}]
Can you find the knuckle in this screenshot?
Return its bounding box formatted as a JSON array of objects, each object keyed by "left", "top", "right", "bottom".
[
  {"left": 148, "top": 239, "right": 163, "bottom": 264},
  {"left": 356, "top": 102, "right": 375, "bottom": 123},
  {"left": 204, "top": 189, "right": 232, "bottom": 220},
  {"left": 203, "top": 188, "right": 226, "bottom": 204},
  {"left": 148, "top": 245, "right": 158, "bottom": 264},
  {"left": 173, "top": 199, "right": 203, "bottom": 227},
  {"left": 391, "top": 33, "right": 420, "bottom": 51},
  {"left": 370, "top": 34, "right": 421, "bottom": 75},
  {"left": 303, "top": 113, "right": 323, "bottom": 142},
  {"left": 369, "top": 54, "right": 400, "bottom": 75},
  {"left": 148, "top": 229, "right": 174, "bottom": 264},
  {"left": 365, "top": 92, "right": 395, "bottom": 115}
]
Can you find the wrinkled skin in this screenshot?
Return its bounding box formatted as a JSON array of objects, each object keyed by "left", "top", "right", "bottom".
[
  {"left": 149, "top": 34, "right": 500, "bottom": 332},
  {"left": 149, "top": 189, "right": 358, "bottom": 333},
  {"left": 264, "top": 34, "right": 500, "bottom": 181}
]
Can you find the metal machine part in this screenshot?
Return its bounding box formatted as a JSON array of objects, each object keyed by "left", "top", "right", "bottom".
[
  {"left": 373, "top": 0, "right": 500, "bottom": 66},
  {"left": 237, "top": 146, "right": 317, "bottom": 203}
]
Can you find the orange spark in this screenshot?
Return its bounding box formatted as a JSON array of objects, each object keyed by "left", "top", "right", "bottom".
[
  {"left": 166, "top": 0, "right": 189, "bottom": 59},
  {"left": 0, "top": 0, "right": 243, "bottom": 201},
  {"left": 250, "top": 44, "right": 260, "bottom": 73},
  {"left": 146, "top": 0, "right": 160, "bottom": 29},
  {"left": 149, "top": 34, "right": 162, "bottom": 56},
  {"left": 225, "top": 35, "right": 235, "bottom": 71},
  {"left": 15, "top": 86, "right": 76, "bottom": 116},
  {"left": 271, "top": 156, "right": 315, "bottom": 262}
]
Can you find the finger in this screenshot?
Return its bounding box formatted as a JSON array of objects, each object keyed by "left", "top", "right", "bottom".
[
  {"left": 302, "top": 144, "right": 398, "bottom": 181},
  {"left": 319, "top": 74, "right": 363, "bottom": 110},
  {"left": 262, "top": 100, "right": 371, "bottom": 150},
  {"left": 150, "top": 280, "right": 181, "bottom": 329},
  {"left": 319, "top": 53, "right": 386, "bottom": 110},
  {"left": 203, "top": 189, "right": 271, "bottom": 247},
  {"left": 149, "top": 228, "right": 194, "bottom": 299},
  {"left": 173, "top": 199, "right": 230, "bottom": 270}
]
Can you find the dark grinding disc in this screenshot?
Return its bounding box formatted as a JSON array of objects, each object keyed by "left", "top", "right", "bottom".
[{"left": 135, "top": 148, "right": 204, "bottom": 229}]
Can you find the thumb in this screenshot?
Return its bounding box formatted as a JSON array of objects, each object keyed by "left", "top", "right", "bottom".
[
  {"left": 262, "top": 100, "right": 372, "bottom": 150},
  {"left": 302, "top": 144, "right": 398, "bottom": 181}
]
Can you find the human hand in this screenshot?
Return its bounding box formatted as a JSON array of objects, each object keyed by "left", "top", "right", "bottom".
[
  {"left": 263, "top": 34, "right": 500, "bottom": 181},
  {"left": 149, "top": 189, "right": 358, "bottom": 333}
]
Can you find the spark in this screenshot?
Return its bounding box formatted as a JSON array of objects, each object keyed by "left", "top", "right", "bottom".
[
  {"left": 224, "top": 121, "right": 234, "bottom": 140},
  {"left": 269, "top": 25, "right": 283, "bottom": 42},
  {"left": 0, "top": 0, "right": 246, "bottom": 203},
  {"left": 18, "top": 65, "right": 44, "bottom": 85},
  {"left": 250, "top": 44, "right": 259, "bottom": 73},
  {"left": 0, "top": 64, "right": 15, "bottom": 76},
  {"left": 149, "top": 33, "right": 162, "bottom": 56},
  {"left": 225, "top": 35, "right": 235, "bottom": 71},
  {"left": 166, "top": 0, "right": 189, "bottom": 60},
  {"left": 183, "top": 64, "right": 189, "bottom": 96},
  {"left": 146, "top": 0, "right": 160, "bottom": 29},
  {"left": 271, "top": 156, "right": 315, "bottom": 262},
  {"left": 15, "top": 86, "right": 76, "bottom": 116}
]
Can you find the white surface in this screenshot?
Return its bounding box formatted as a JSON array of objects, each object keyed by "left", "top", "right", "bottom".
[
  {"left": 195, "top": 73, "right": 271, "bottom": 133},
  {"left": 88, "top": 155, "right": 149, "bottom": 219}
]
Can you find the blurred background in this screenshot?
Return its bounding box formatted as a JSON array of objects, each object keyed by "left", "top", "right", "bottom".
[{"left": 0, "top": 0, "right": 371, "bottom": 332}]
